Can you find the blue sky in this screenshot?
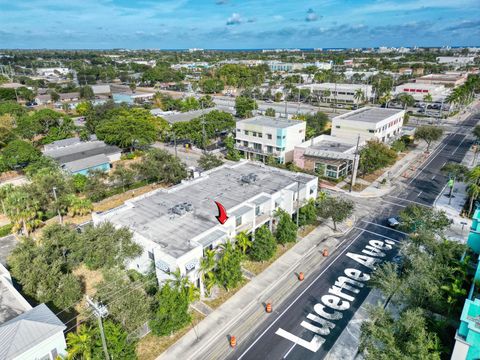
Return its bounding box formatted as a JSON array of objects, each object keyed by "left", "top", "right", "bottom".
[{"left": 0, "top": 0, "right": 479, "bottom": 49}]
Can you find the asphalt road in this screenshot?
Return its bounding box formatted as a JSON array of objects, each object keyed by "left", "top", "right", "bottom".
[{"left": 231, "top": 111, "right": 479, "bottom": 360}]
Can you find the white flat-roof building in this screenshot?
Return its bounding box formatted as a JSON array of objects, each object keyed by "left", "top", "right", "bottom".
[
  {"left": 395, "top": 82, "right": 451, "bottom": 102},
  {"left": 0, "top": 263, "right": 67, "bottom": 360},
  {"left": 36, "top": 67, "right": 70, "bottom": 77},
  {"left": 415, "top": 72, "right": 468, "bottom": 87},
  {"left": 235, "top": 116, "right": 306, "bottom": 164},
  {"left": 436, "top": 56, "right": 475, "bottom": 66},
  {"left": 298, "top": 83, "right": 373, "bottom": 104},
  {"left": 331, "top": 107, "right": 404, "bottom": 143},
  {"left": 93, "top": 161, "right": 318, "bottom": 291}
]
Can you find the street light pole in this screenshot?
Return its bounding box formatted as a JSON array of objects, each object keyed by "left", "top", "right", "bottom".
[
  {"left": 86, "top": 296, "right": 110, "bottom": 360},
  {"left": 349, "top": 134, "right": 361, "bottom": 193}
]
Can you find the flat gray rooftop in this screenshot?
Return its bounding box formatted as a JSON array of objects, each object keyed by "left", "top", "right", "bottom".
[
  {"left": 238, "top": 116, "right": 303, "bottom": 129},
  {"left": 0, "top": 235, "right": 17, "bottom": 267},
  {"left": 43, "top": 140, "right": 120, "bottom": 165},
  {"left": 309, "top": 140, "right": 353, "bottom": 153},
  {"left": 339, "top": 107, "right": 403, "bottom": 123},
  {"left": 162, "top": 108, "right": 215, "bottom": 124},
  {"left": 100, "top": 162, "right": 314, "bottom": 258}
]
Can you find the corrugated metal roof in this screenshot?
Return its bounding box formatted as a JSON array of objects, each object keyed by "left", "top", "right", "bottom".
[
  {"left": 251, "top": 195, "right": 271, "bottom": 205},
  {"left": 0, "top": 304, "right": 65, "bottom": 360},
  {"left": 197, "top": 229, "right": 228, "bottom": 247}
]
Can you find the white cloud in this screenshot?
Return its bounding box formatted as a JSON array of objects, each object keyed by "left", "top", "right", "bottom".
[{"left": 226, "top": 13, "right": 242, "bottom": 25}]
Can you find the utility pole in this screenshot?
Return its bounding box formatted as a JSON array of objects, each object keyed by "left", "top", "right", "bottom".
[
  {"left": 52, "top": 187, "right": 62, "bottom": 224},
  {"left": 349, "top": 134, "right": 361, "bottom": 193},
  {"left": 86, "top": 296, "right": 110, "bottom": 360}
]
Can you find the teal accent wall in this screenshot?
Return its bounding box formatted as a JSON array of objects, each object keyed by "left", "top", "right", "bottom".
[
  {"left": 468, "top": 209, "right": 480, "bottom": 254},
  {"left": 458, "top": 298, "right": 480, "bottom": 360},
  {"left": 74, "top": 163, "right": 110, "bottom": 176},
  {"left": 276, "top": 128, "right": 286, "bottom": 148}
]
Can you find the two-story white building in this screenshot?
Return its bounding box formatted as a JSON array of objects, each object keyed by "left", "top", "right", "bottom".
[
  {"left": 394, "top": 82, "right": 451, "bottom": 103},
  {"left": 234, "top": 116, "right": 306, "bottom": 164},
  {"left": 0, "top": 263, "right": 67, "bottom": 360},
  {"left": 298, "top": 83, "right": 373, "bottom": 105},
  {"left": 92, "top": 161, "right": 318, "bottom": 293},
  {"left": 331, "top": 107, "right": 405, "bottom": 143}
]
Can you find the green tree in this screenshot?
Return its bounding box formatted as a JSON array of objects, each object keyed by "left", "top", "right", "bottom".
[
  {"left": 80, "top": 85, "right": 95, "bottom": 100},
  {"left": 224, "top": 135, "right": 241, "bottom": 161},
  {"left": 235, "top": 96, "right": 258, "bottom": 118},
  {"left": 1, "top": 140, "right": 40, "bottom": 169},
  {"left": 441, "top": 162, "right": 468, "bottom": 203},
  {"left": 78, "top": 222, "right": 141, "bottom": 270},
  {"left": 149, "top": 282, "right": 191, "bottom": 336},
  {"left": 95, "top": 270, "right": 152, "bottom": 332},
  {"left": 50, "top": 91, "right": 60, "bottom": 102},
  {"left": 215, "top": 241, "right": 243, "bottom": 290},
  {"left": 265, "top": 108, "right": 276, "bottom": 117},
  {"left": 4, "top": 187, "right": 42, "bottom": 235},
  {"left": 112, "top": 164, "right": 136, "bottom": 191},
  {"left": 399, "top": 204, "right": 451, "bottom": 234},
  {"left": 198, "top": 153, "right": 223, "bottom": 170},
  {"left": 298, "top": 199, "right": 317, "bottom": 226},
  {"left": 473, "top": 125, "right": 480, "bottom": 140},
  {"left": 359, "top": 140, "right": 397, "bottom": 176},
  {"left": 274, "top": 209, "right": 298, "bottom": 245},
  {"left": 395, "top": 92, "right": 415, "bottom": 109},
  {"left": 250, "top": 225, "right": 276, "bottom": 262},
  {"left": 199, "top": 248, "right": 216, "bottom": 296},
  {"left": 134, "top": 148, "right": 187, "bottom": 184},
  {"left": 317, "top": 196, "right": 354, "bottom": 231},
  {"left": 360, "top": 307, "right": 441, "bottom": 360},
  {"left": 415, "top": 125, "right": 443, "bottom": 152},
  {"left": 200, "top": 78, "right": 225, "bottom": 94},
  {"left": 66, "top": 324, "right": 94, "bottom": 360},
  {"left": 235, "top": 231, "right": 252, "bottom": 255},
  {"left": 92, "top": 320, "right": 137, "bottom": 360},
  {"left": 95, "top": 109, "right": 159, "bottom": 151}
]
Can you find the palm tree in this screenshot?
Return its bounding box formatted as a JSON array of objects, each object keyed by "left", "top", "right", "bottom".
[
  {"left": 396, "top": 93, "right": 415, "bottom": 110},
  {"left": 66, "top": 324, "right": 94, "bottom": 360},
  {"left": 423, "top": 93, "right": 433, "bottom": 104},
  {"left": 169, "top": 269, "right": 200, "bottom": 303},
  {"left": 317, "top": 191, "right": 329, "bottom": 203},
  {"left": 354, "top": 89, "right": 365, "bottom": 106},
  {"left": 235, "top": 232, "right": 252, "bottom": 255},
  {"left": 467, "top": 166, "right": 480, "bottom": 215},
  {"left": 379, "top": 92, "right": 393, "bottom": 108},
  {"left": 199, "top": 249, "right": 216, "bottom": 297},
  {"left": 4, "top": 190, "right": 42, "bottom": 236}
]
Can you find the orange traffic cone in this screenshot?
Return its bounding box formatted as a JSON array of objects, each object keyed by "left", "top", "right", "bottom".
[
  {"left": 298, "top": 272, "right": 304, "bottom": 281},
  {"left": 266, "top": 303, "right": 272, "bottom": 313},
  {"left": 230, "top": 335, "right": 237, "bottom": 348}
]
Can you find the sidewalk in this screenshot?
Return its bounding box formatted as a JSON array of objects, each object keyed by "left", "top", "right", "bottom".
[
  {"left": 433, "top": 141, "right": 476, "bottom": 243},
  {"left": 157, "top": 218, "right": 355, "bottom": 360}
]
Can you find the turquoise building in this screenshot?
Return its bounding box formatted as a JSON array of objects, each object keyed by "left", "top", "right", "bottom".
[{"left": 452, "top": 210, "right": 480, "bottom": 359}]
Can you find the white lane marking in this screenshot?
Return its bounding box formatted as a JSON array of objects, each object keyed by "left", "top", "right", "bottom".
[
  {"left": 283, "top": 344, "right": 296, "bottom": 359},
  {"left": 417, "top": 191, "right": 423, "bottom": 197},
  {"left": 354, "top": 227, "right": 401, "bottom": 243},
  {"left": 360, "top": 220, "right": 409, "bottom": 236},
  {"left": 451, "top": 136, "right": 467, "bottom": 156},
  {"left": 407, "top": 134, "right": 454, "bottom": 185},
  {"left": 431, "top": 175, "right": 436, "bottom": 180},
  {"left": 236, "top": 231, "right": 366, "bottom": 360},
  {"left": 384, "top": 195, "right": 432, "bottom": 208}
]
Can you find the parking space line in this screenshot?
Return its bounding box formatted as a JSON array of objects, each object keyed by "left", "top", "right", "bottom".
[
  {"left": 283, "top": 344, "right": 296, "bottom": 359},
  {"left": 360, "top": 220, "right": 408, "bottom": 235},
  {"left": 354, "top": 227, "right": 401, "bottom": 243},
  {"left": 378, "top": 199, "right": 407, "bottom": 208}
]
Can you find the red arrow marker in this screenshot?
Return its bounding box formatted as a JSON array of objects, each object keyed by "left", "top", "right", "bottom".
[{"left": 214, "top": 201, "right": 229, "bottom": 224}]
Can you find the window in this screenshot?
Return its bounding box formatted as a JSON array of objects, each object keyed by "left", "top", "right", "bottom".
[
  {"left": 255, "top": 205, "right": 261, "bottom": 216},
  {"left": 148, "top": 251, "right": 154, "bottom": 261},
  {"left": 244, "top": 130, "right": 249, "bottom": 135},
  {"left": 277, "top": 135, "right": 282, "bottom": 139},
  {"left": 252, "top": 132, "right": 257, "bottom": 137},
  {"left": 310, "top": 187, "right": 314, "bottom": 195},
  {"left": 267, "top": 134, "right": 272, "bottom": 139},
  {"left": 236, "top": 216, "right": 242, "bottom": 227},
  {"left": 258, "top": 133, "right": 263, "bottom": 138},
  {"left": 267, "top": 146, "right": 273, "bottom": 153},
  {"left": 274, "top": 201, "right": 280, "bottom": 208},
  {"left": 236, "top": 128, "right": 241, "bottom": 132},
  {"left": 368, "top": 129, "right": 375, "bottom": 133},
  {"left": 243, "top": 141, "right": 248, "bottom": 146},
  {"left": 336, "top": 125, "right": 341, "bottom": 129}
]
